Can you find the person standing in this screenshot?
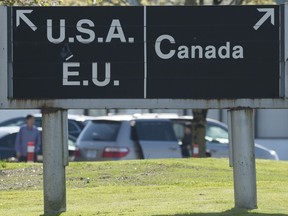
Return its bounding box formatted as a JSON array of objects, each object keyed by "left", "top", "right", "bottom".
[
  {"left": 15, "top": 114, "right": 41, "bottom": 162},
  {"left": 181, "top": 123, "right": 192, "bottom": 158}
]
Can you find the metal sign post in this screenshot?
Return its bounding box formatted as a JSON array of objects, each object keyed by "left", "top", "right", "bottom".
[
  {"left": 42, "top": 109, "right": 68, "bottom": 214},
  {"left": 228, "top": 109, "right": 257, "bottom": 209}
]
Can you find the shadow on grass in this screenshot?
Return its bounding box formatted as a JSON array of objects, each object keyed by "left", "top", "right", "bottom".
[
  {"left": 40, "top": 214, "right": 62, "bottom": 216},
  {"left": 154, "top": 208, "right": 288, "bottom": 216},
  {"left": 39, "top": 208, "right": 288, "bottom": 216}
]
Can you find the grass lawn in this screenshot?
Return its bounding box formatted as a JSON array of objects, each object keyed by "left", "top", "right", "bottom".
[{"left": 0, "top": 158, "right": 287, "bottom": 215}]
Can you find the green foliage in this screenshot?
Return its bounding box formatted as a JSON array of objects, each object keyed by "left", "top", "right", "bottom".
[
  {"left": 243, "top": 0, "right": 275, "bottom": 4},
  {"left": 60, "top": 0, "right": 130, "bottom": 6},
  {"left": 0, "top": 0, "right": 276, "bottom": 6},
  {"left": 248, "top": 0, "right": 275, "bottom": 4},
  {"left": 0, "top": 0, "right": 61, "bottom": 6},
  {"left": 60, "top": 0, "right": 183, "bottom": 6},
  {"left": 0, "top": 161, "right": 7, "bottom": 169}
]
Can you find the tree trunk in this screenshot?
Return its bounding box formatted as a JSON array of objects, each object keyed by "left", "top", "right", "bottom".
[
  {"left": 184, "top": 0, "right": 207, "bottom": 158},
  {"left": 184, "top": 0, "right": 245, "bottom": 157},
  {"left": 192, "top": 109, "right": 208, "bottom": 157}
]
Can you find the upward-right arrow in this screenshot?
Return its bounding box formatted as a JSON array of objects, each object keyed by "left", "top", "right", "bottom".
[{"left": 253, "top": 8, "right": 274, "bottom": 30}]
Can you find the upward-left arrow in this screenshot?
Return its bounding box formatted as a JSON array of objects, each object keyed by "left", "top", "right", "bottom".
[{"left": 16, "top": 10, "right": 37, "bottom": 31}]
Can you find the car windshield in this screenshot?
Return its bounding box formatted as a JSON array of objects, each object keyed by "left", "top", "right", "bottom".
[
  {"left": 171, "top": 120, "right": 229, "bottom": 144},
  {"left": 205, "top": 125, "right": 228, "bottom": 143},
  {"left": 135, "top": 121, "right": 177, "bottom": 141},
  {"left": 81, "top": 120, "right": 121, "bottom": 141}
]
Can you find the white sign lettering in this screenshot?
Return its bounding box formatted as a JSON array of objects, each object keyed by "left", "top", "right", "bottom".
[
  {"left": 76, "top": 19, "right": 95, "bottom": 44},
  {"left": 63, "top": 62, "right": 81, "bottom": 86},
  {"left": 155, "top": 34, "right": 244, "bottom": 60},
  {"left": 47, "top": 19, "right": 65, "bottom": 44},
  {"left": 63, "top": 62, "right": 119, "bottom": 87},
  {"left": 46, "top": 18, "right": 132, "bottom": 45}
]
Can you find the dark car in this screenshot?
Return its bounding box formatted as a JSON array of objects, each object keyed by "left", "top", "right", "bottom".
[
  {"left": 0, "top": 114, "right": 96, "bottom": 138},
  {"left": 0, "top": 126, "right": 76, "bottom": 161}
]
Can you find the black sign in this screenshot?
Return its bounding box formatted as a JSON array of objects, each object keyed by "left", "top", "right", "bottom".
[
  {"left": 12, "top": 7, "right": 144, "bottom": 99},
  {"left": 11, "top": 6, "right": 280, "bottom": 99}
]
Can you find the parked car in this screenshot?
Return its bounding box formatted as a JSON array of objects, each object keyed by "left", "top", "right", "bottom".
[
  {"left": 0, "top": 126, "right": 76, "bottom": 161},
  {"left": 75, "top": 113, "right": 279, "bottom": 161},
  {"left": 0, "top": 114, "right": 96, "bottom": 138},
  {"left": 75, "top": 115, "right": 181, "bottom": 161},
  {"left": 167, "top": 115, "right": 279, "bottom": 160}
]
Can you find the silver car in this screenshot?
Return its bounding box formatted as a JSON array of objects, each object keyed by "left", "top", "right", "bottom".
[
  {"left": 75, "top": 115, "right": 181, "bottom": 161},
  {"left": 75, "top": 114, "right": 279, "bottom": 161},
  {"left": 170, "top": 116, "right": 279, "bottom": 160}
]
